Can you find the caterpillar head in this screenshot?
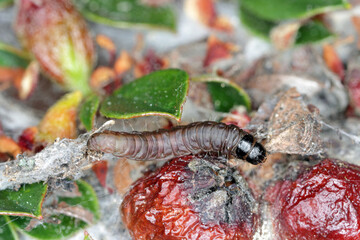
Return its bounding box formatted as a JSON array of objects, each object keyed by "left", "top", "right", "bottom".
[{"left": 233, "top": 134, "right": 267, "bottom": 165}]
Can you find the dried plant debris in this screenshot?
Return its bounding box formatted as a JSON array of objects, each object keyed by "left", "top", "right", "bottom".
[
  {"left": 187, "top": 81, "right": 214, "bottom": 110},
  {"left": 25, "top": 202, "right": 95, "bottom": 231},
  {"left": 270, "top": 21, "right": 302, "bottom": 50},
  {"left": 346, "top": 55, "right": 360, "bottom": 115},
  {"left": 0, "top": 133, "right": 102, "bottom": 191},
  {"left": 240, "top": 47, "right": 348, "bottom": 117},
  {"left": 252, "top": 88, "right": 322, "bottom": 155}
]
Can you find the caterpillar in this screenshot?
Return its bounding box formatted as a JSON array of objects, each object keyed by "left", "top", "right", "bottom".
[{"left": 87, "top": 121, "right": 267, "bottom": 165}]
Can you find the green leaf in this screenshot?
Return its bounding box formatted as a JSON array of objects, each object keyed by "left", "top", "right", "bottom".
[
  {"left": 240, "top": 7, "right": 333, "bottom": 44},
  {"left": 240, "top": 6, "right": 276, "bottom": 39},
  {"left": 0, "top": 216, "right": 18, "bottom": 240},
  {"left": 192, "top": 75, "right": 251, "bottom": 112},
  {"left": 101, "top": 69, "right": 189, "bottom": 121},
  {"left": 74, "top": 0, "right": 176, "bottom": 31},
  {"left": 11, "top": 180, "right": 100, "bottom": 240},
  {"left": 79, "top": 94, "right": 100, "bottom": 131},
  {"left": 0, "top": 182, "right": 47, "bottom": 219},
  {"left": 295, "top": 20, "right": 333, "bottom": 45},
  {"left": 240, "top": 0, "right": 349, "bottom": 21},
  {"left": 0, "top": 42, "right": 30, "bottom": 68},
  {"left": 0, "top": 0, "right": 13, "bottom": 9}
]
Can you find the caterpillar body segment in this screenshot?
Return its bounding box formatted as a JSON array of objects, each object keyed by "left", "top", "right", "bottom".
[{"left": 87, "top": 121, "right": 267, "bottom": 165}]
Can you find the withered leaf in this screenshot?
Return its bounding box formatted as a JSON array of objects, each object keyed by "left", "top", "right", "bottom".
[
  {"left": 24, "top": 201, "right": 94, "bottom": 231},
  {"left": 54, "top": 202, "right": 94, "bottom": 225},
  {"left": 265, "top": 88, "right": 322, "bottom": 155}
]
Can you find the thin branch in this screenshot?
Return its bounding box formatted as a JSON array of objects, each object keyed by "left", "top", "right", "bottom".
[{"left": 0, "top": 133, "right": 102, "bottom": 191}]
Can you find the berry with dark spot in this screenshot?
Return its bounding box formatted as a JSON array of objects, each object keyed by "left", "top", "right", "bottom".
[{"left": 121, "top": 155, "right": 259, "bottom": 239}]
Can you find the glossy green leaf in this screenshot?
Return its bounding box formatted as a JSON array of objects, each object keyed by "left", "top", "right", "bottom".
[
  {"left": 240, "top": 7, "right": 333, "bottom": 44},
  {"left": 192, "top": 75, "right": 251, "bottom": 112},
  {"left": 0, "top": 216, "right": 18, "bottom": 240},
  {"left": 240, "top": 6, "right": 275, "bottom": 39},
  {"left": 240, "top": 0, "right": 349, "bottom": 21},
  {"left": 295, "top": 20, "right": 333, "bottom": 45},
  {"left": 0, "top": 182, "right": 47, "bottom": 219},
  {"left": 0, "top": 42, "right": 30, "bottom": 68},
  {"left": 79, "top": 94, "right": 100, "bottom": 131},
  {"left": 101, "top": 69, "right": 189, "bottom": 121},
  {"left": 74, "top": 0, "right": 176, "bottom": 31},
  {"left": 11, "top": 180, "right": 99, "bottom": 240},
  {"left": 0, "top": 0, "right": 13, "bottom": 9}
]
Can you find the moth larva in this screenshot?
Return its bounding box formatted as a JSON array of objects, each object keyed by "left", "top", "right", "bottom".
[{"left": 87, "top": 121, "right": 267, "bottom": 165}]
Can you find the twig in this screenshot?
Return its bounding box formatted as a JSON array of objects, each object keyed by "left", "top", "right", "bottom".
[{"left": 0, "top": 133, "right": 102, "bottom": 191}]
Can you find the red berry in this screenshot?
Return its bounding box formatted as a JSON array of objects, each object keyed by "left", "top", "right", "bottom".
[
  {"left": 266, "top": 159, "right": 360, "bottom": 240},
  {"left": 121, "top": 156, "right": 258, "bottom": 239}
]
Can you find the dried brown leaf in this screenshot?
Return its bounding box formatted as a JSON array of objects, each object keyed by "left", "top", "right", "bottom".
[
  {"left": 134, "top": 50, "right": 168, "bottom": 78},
  {"left": 0, "top": 135, "right": 21, "bottom": 161},
  {"left": 90, "top": 66, "right": 116, "bottom": 93},
  {"left": 96, "top": 34, "right": 116, "bottom": 65},
  {"left": 14, "top": 61, "right": 40, "bottom": 100},
  {"left": 54, "top": 201, "right": 94, "bottom": 225},
  {"left": 352, "top": 16, "right": 360, "bottom": 50},
  {"left": 323, "top": 43, "right": 344, "bottom": 82},
  {"left": 203, "top": 35, "right": 237, "bottom": 67},
  {"left": 265, "top": 88, "right": 322, "bottom": 155},
  {"left": 184, "top": 0, "right": 232, "bottom": 32},
  {"left": 270, "top": 21, "right": 301, "bottom": 50},
  {"left": 114, "top": 51, "right": 133, "bottom": 75}
]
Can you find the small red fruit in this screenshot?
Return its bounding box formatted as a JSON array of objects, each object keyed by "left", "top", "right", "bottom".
[
  {"left": 267, "top": 159, "right": 360, "bottom": 240},
  {"left": 121, "top": 156, "right": 258, "bottom": 239}
]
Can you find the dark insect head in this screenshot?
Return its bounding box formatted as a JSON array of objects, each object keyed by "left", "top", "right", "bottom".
[{"left": 233, "top": 134, "right": 267, "bottom": 165}]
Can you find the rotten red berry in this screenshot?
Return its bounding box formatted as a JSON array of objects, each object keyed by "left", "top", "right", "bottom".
[
  {"left": 267, "top": 159, "right": 360, "bottom": 240},
  {"left": 121, "top": 156, "right": 258, "bottom": 239}
]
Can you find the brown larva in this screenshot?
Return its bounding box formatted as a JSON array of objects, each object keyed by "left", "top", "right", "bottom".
[{"left": 87, "top": 121, "right": 267, "bottom": 165}]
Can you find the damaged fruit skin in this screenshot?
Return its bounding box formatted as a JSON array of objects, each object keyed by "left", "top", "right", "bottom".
[
  {"left": 121, "top": 156, "right": 258, "bottom": 240},
  {"left": 267, "top": 159, "right": 360, "bottom": 240}
]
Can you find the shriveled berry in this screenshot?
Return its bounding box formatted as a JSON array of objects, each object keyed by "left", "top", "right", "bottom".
[
  {"left": 121, "top": 156, "right": 258, "bottom": 239},
  {"left": 267, "top": 159, "right": 360, "bottom": 240}
]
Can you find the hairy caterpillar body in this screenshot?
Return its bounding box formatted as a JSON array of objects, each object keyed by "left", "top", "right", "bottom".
[{"left": 87, "top": 121, "right": 267, "bottom": 165}]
